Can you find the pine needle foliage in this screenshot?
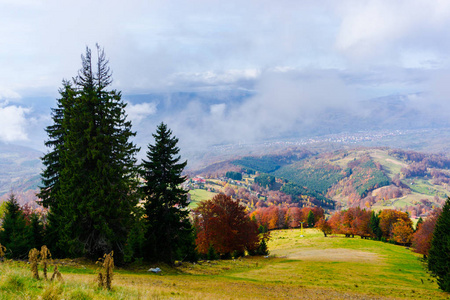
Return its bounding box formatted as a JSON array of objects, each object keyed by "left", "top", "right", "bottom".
[
  {"left": 141, "top": 123, "right": 193, "bottom": 263},
  {"left": 0, "top": 194, "right": 32, "bottom": 259},
  {"left": 39, "top": 45, "right": 139, "bottom": 261},
  {"left": 428, "top": 197, "right": 450, "bottom": 292}
]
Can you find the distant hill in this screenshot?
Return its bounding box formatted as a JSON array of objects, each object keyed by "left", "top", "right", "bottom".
[
  {"left": 193, "top": 147, "right": 448, "bottom": 215},
  {"left": 0, "top": 143, "right": 42, "bottom": 204}
]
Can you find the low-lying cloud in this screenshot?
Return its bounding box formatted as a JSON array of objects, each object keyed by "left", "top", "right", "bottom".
[
  {"left": 152, "top": 70, "right": 362, "bottom": 151},
  {"left": 125, "top": 101, "right": 157, "bottom": 124},
  {"left": 0, "top": 102, "right": 31, "bottom": 142}
]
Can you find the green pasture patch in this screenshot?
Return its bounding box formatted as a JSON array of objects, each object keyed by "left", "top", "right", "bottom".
[
  {"left": 369, "top": 149, "right": 406, "bottom": 178},
  {"left": 259, "top": 228, "right": 446, "bottom": 299},
  {"left": 188, "top": 189, "right": 217, "bottom": 207}
]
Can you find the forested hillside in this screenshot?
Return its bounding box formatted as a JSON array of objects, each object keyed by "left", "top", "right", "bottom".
[{"left": 192, "top": 147, "right": 448, "bottom": 217}]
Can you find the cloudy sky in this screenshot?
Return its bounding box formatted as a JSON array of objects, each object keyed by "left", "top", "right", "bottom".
[{"left": 1, "top": 0, "right": 450, "bottom": 153}]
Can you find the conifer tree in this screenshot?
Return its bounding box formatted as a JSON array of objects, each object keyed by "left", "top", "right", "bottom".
[
  {"left": 39, "top": 45, "right": 139, "bottom": 261},
  {"left": 370, "top": 211, "right": 382, "bottom": 240},
  {"left": 38, "top": 81, "right": 76, "bottom": 256},
  {"left": 141, "top": 123, "right": 192, "bottom": 263},
  {"left": 307, "top": 210, "right": 315, "bottom": 227},
  {"left": 428, "top": 197, "right": 450, "bottom": 292},
  {"left": 0, "top": 194, "right": 31, "bottom": 258}
]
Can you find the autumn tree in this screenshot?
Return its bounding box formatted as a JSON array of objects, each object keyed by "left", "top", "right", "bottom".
[
  {"left": 378, "top": 209, "right": 411, "bottom": 240},
  {"left": 194, "top": 194, "right": 260, "bottom": 257},
  {"left": 141, "top": 123, "right": 193, "bottom": 263},
  {"left": 329, "top": 210, "right": 345, "bottom": 235},
  {"left": 351, "top": 208, "right": 372, "bottom": 238},
  {"left": 287, "top": 207, "right": 302, "bottom": 228},
  {"left": 392, "top": 219, "right": 414, "bottom": 245},
  {"left": 428, "top": 197, "right": 450, "bottom": 292},
  {"left": 412, "top": 208, "right": 441, "bottom": 257},
  {"left": 315, "top": 218, "right": 332, "bottom": 237},
  {"left": 328, "top": 208, "right": 373, "bottom": 239}
]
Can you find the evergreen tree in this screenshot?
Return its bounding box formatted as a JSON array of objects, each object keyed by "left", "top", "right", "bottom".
[
  {"left": 0, "top": 194, "right": 32, "bottom": 258},
  {"left": 370, "top": 211, "right": 382, "bottom": 240},
  {"left": 29, "top": 212, "right": 44, "bottom": 250},
  {"left": 39, "top": 45, "right": 139, "bottom": 261},
  {"left": 428, "top": 197, "right": 450, "bottom": 292},
  {"left": 38, "top": 80, "right": 76, "bottom": 256},
  {"left": 415, "top": 217, "right": 423, "bottom": 231},
  {"left": 141, "top": 123, "right": 192, "bottom": 263},
  {"left": 307, "top": 210, "right": 315, "bottom": 227}
]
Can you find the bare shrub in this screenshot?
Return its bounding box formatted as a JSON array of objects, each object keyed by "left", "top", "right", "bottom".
[
  {"left": 50, "top": 265, "right": 63, "bottom": 282},
  {"left": 0, "top": 243, "right": 6, "bottom": 260},
  {"left": 28, "top": 248, "right": 40, "bottom": 279},
  {"left": 40, "top": 245, "right": 52, "bottom": 280},
  {"left": 96, "top": 251, "right": 114, "bottom": 290}
]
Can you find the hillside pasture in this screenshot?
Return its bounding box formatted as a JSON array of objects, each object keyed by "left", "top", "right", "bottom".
[
  {"left": 369, "top": 149, "right": 407, "bottom": 178},
  {"left": 0, "top": 228, "right": 447, "bottom": 299},
  {"left": 188, "top": 189, "right": 218, "bottom": 208}
]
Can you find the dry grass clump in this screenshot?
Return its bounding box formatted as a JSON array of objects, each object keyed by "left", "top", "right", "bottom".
[
  {"left": 28, "top": 245, "right": 61, "bottom": 282},
  {"left": 28, "top": 248, "right": 40, "bottom": 280},
  {"left": 96, "top": 251, "right": 114, "bottom": 290},
  {"left": 40, "top": 245, "right": 52, "bottom": 280},
  {"left": 0, "top": 243, "right": 6, "bottom": 261},
  {"left": 50, "top": 265, "right": 63, "bottom": 282}
]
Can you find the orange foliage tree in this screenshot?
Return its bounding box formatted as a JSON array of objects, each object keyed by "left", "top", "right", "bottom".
[
  {"left": 328, "top": 207, "right": 373, "bottom": 238},
  {"left": 194, "top": 194, "right": 260, "bottom": 256},
  {"left": 412, "top": 207, "right": 442, "bottom": 257},
  {"left": 250, "top": 206, "right": 322, "bottom": 230},
  {"left": 392, "top": 219, "right": 414, "bottom": 245},
  {"left": 286, "top": 207, "right": 302, "bottom": 228},
  {"left": 315, "top": 218, "right": 332, "bottom": 237},
  {"left": 378, "top": 209, "right": 411, "bottom": 239}
]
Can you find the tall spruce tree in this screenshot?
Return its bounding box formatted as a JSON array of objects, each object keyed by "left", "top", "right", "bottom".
[
  {"left": 38, "top": 80, "right": 76, "bottom": 256},
  {"left": 141, "top": 123, "right": 192, "bottom": 263},
  {"left": 39, "top": 45, "right": 139, "bottom": 261},
  {"left": 428, "top": 197, "right": 450, "bottom": 292}
]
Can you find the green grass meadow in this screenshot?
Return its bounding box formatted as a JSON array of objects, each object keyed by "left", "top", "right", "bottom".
[
  {"left": 0, "top": 229, "right": 447, "bottom": 299},
  {"left": 188, "top": 189, "right": 218, "bottom": 208}
]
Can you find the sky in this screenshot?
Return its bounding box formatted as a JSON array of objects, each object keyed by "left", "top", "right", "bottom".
[{"left": 1, "top": 0, "right": 450, "bottom": 154}]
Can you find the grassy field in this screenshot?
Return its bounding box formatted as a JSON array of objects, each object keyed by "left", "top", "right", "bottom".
[
  {"left": 188, "top": 189, "right": 218, "bottom": 208},
  {"left": 0, "top": 229, "right": 447, "bottom": 299},
  {"left": 369, "top": 149, "right": 407, "bottom": 179}
]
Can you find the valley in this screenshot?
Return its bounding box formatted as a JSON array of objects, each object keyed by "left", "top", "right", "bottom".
[{"left": 188, "top": 147, "right": 449, "bottom": 219}]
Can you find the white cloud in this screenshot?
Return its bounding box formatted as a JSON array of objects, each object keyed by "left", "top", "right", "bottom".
[
  {"left": 210, "top": 103, "right": 226, "bottom": 117},
  {"left": 335, "top": 0, "right": 450, "bottom": 67},
  {"left": 0, "top": 103, "right": 30, "bottom": 142},
  {"left": 3, "top": 0, "right": 450, "bottom": 149},
  {"left": 125, "top": 102, "right": 157, "bottom": 124},
  {"left": 163, "top": 69, "right": 361, "bottom": 150},
  {"left": 0, "top": 88, "right": 21, "bottom": 101}
]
